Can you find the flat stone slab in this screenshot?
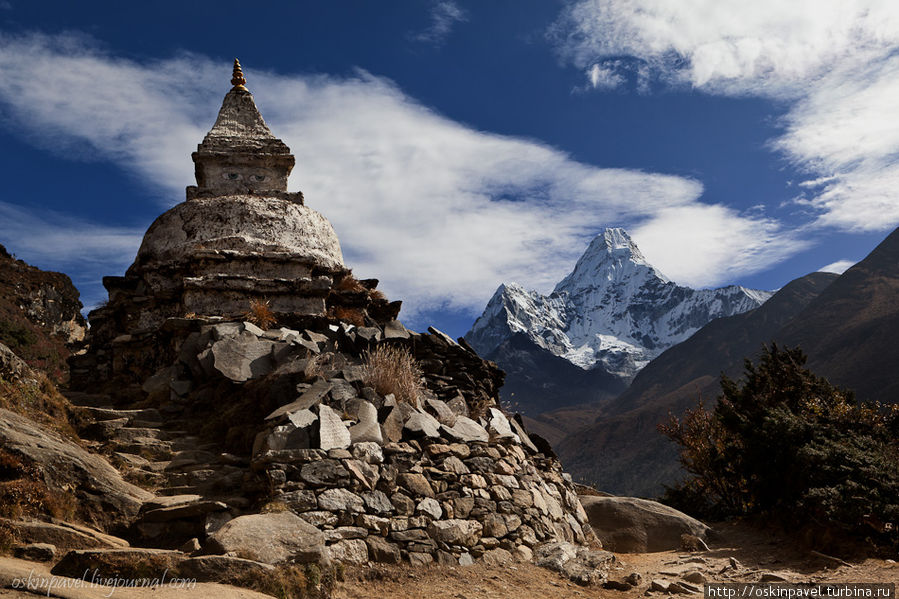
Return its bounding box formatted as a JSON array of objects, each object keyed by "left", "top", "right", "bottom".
[
  {"left": 51, "top": 548, "right": 186, "bottom": 579},
  {"left": 139, "top": 501, "right": 229, "bottom": 523},
  {"left": 317, "top": 404, "right": 351, "bottom": 450},
  {"left": 265, "top": 379, "right": 332, "bottom": 420},
  {"left": 141, "top": 494, "right": 203, "bottom": 511},
  {"left": 211, "top": 335, "right": 275, "bottom": 382},
  {"left": 444, "top": 416, "right": 489, "bottom": 443},
  {"left": 178, "top": 555, "right": 275, "bottom": 584},
  {"left": 1, "top": 518, "right": 129, "bottom": 551},
  {"left": 404, "top": 411, "right": 441, "bottom": 438}
]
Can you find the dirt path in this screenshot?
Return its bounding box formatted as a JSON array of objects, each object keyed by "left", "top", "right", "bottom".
[{"left": 336, "top": 522, "right": 899, "bottom": 599}]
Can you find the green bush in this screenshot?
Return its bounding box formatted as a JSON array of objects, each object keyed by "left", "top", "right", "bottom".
[{"left": 660, "top": 344, "right": 899, "bottom": 547}]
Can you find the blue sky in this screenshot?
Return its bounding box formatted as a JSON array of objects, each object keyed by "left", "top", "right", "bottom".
[{"left": 0, "top": 1, "right": 895, "bottom": 338}]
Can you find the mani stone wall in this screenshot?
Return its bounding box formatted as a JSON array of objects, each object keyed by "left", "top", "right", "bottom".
[{"left": 121, "top": 315, "right": 594, "bottom": 566}]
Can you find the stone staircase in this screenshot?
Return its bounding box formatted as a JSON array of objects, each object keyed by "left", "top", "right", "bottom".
[{"left": 65, "top": 391, "right": 250, "bottom": 549}]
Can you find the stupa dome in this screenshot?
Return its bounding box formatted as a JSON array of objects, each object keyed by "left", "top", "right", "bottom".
[{"left": 136, "top": 196, "right": 344, "bottom": 272}]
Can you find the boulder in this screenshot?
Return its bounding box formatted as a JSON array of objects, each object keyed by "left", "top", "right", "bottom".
[
  {"left": 265, "top": 379, "right": 332, "bottom": 420},
  {"left": 0, "top": 409, "right": 152, "bottom": 529},
  {"left": 415, "top": 498, "right": 443, "bottom": 520},
  {"left": 207, "top": 511, "right": 326, "bottom": 565},
  {"left": 579, "top": 495, "right": 710, "bottom": 553}
]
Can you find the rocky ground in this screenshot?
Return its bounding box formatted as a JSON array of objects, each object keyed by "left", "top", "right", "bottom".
[{"left": 1, "top": 521, "right": 895, "bottom": 598}]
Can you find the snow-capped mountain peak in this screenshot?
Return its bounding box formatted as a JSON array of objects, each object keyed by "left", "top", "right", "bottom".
[
  {"left": 553, "top": 228, "right": 670, "bottom": 296},
  {"left": 466, "top": 227, "right": 772, "bottom": 382}
]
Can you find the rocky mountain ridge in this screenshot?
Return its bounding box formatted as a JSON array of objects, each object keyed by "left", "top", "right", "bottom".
[
  {"left": 465, "top": 228, "right": 771, "bottom": 413},
  {"left": 555, "top": 224, "right": 899, "bottom": 497},
  {"left": 0, "top": 243, "right": 86, "bottom": 380}
]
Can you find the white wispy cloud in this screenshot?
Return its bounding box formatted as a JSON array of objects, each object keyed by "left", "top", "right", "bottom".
[
  {"left": 409, "top": 1, "right": 467, "bottom": 46},
  {"left": 551, "top": 0, "right": 899, "bottom": 233},
  {"left": 819, "top": 259, "right": 856, "bottom": 275},
  {"left": 631, "top": 204, "right": 808, "bottom": 288},
  {"left": 0, "top": 33, "right": 801, "bottom": 325}
]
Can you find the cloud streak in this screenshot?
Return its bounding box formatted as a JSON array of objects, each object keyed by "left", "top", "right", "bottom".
[
  {"left": 551, "top": 0, "right": 899, "bottom": 234},
  {"left": 409, "top": 1, "right": 467, "bottom": 46},
  {"left": 0, "top": 33, "right": 801, "bottom": 326}
]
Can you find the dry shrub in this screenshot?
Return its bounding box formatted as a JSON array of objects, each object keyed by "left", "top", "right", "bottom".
[
  {"left": 0, "top": 373, "right": 78, "bottom": 441},
  {"left": 334, "top": 271, "right": 366, "bottom": 293},
  {"left": 362, "top": 345, "right": 422, "bottom": 406},
  {"left": 0, "top": 449, "right": 76, "bottom": 521},
  {"left": 330, "top": 306, "right": 365, "bottom": 327},
  {"left": 369, "top": 289, "right": 387, "bottom": 301},
  {"left": 235, "top": 562, "right": 338, "bottom": 599},
  {"left": 244, "top": 298, "right": 276, "bottom": 330}
]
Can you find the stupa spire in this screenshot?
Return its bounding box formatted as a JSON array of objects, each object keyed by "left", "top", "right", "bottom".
[
  {"left": 185, "top": 58, "right": 298, "bottom": 199},
  {"left": 231, "top": 58, "right": 248, "bottom": 91}
]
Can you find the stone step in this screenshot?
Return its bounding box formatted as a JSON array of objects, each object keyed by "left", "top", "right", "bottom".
[
  {"left": 166, "top": 469, "right": 221, "bottom": 485},
  {"left": 171, "top": 439, "right": 218, "bottom": 452},
  {"left": 126, "top": 469, "right": 168, "bottom": 486},
  {"left": 114, "top": 438, "right": 174, "bottom": 457},
  {"left": 166, "top": 449, "right": 219, "bottom": 467},
  {"left": 111, "top": 427, "right": 165, "bottom": 442},
  {"left": 157, "top": 485, "right": 204, "bottom": 496},
  {"left": 63, "top": 392, "right": 114, "bottom": 408},
  {"left": 81, "top": 406, "right": 163, "bottom": 423}
]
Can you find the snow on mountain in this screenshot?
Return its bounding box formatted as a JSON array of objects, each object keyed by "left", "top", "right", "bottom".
[{"left": 466, "top": 228, "right": 773, "bottom": 380}]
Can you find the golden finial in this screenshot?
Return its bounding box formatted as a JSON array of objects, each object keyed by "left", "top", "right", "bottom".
[{"left": 231, "top": 58, "right": 248, "bottom": 91}]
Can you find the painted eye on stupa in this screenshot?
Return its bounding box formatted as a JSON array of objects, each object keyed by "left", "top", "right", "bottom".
[
  {"left": 251, "top": 175, "right": 266, "bottom": 182},
  {"left": 223, "top": 172, "right": 242, "bottom": 180}
]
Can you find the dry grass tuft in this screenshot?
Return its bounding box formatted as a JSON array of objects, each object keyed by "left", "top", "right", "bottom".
[
  {"left": 330, "top": 306, "right": 365, "bottom": 327},
  {"left": 244, "top": 298, "right": 276, "bottom": 330},
  {"left": 308, "top": 352, "right": 348, "bottom": 379},
  {"left": 334, "top": 271, "right": 366, "bottom": 293},
  {"left": 362, "top": 345, "right": 423, "bottom": 406},
  {"left": 369, "top": 289, "right": 387, "bottom": 301},
  {"left": 0, "top": 373, "right": 79, "bottom": 440}
]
